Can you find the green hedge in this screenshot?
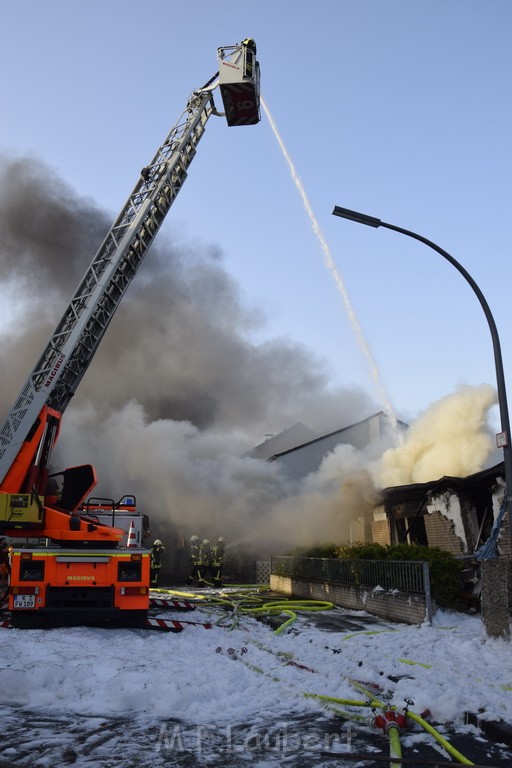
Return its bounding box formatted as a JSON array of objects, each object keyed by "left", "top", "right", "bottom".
[{"left": 284, "top": 543, "right": 340, "bottom": 559}]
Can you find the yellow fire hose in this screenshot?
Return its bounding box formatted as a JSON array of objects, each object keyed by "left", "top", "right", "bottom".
[
  {"left": 388, "top": 723, "right": 403, "bottom": 768},
  {"left": 154, "top": 587, "right": 474, "bottom": 764},
  {"left": 305, "top": 692, "right": 474, "bottom": 765},
  {"left": 157, "top": 589, "right": 334, "bottom": 633}
]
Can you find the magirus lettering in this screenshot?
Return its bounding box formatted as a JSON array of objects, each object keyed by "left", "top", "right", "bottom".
[{"left": 44, "top": 353, "right": 66, "bottom": 388}]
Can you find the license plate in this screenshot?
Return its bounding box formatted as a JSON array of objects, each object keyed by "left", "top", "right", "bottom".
[{"left": 13, "top": 595, "right": 36, "bottom": 609}]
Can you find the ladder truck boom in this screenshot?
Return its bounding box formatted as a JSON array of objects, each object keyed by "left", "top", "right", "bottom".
[
  {"left": 0, "top": 40, "right": 260, "bottom": 496},
  {"left": 0, "top": 40, "right": 260, "bottom": 628},
  {"left": 0, "top": 89, "right": 214, "bottom": 492}
]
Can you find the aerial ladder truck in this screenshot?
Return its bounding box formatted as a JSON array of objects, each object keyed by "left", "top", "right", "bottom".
[{"left": 0, "top": 40, "right": 260, "bottom": 628}]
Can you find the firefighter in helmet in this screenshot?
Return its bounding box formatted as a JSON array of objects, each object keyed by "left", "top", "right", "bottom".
[
  {"left": 241, "top": 38, "right": 256, "bottom": 78},
  {"left": 210, "top": 536, "right": 226, "bottom": 587},
  {"left": 0, "top": 537, "right": 10, "bottom": 584},
  {"left": 199, "top": 539, "right": 212, "bottom": 586},
  {"left": 241, "top": 38, "right": 256, "bottom": 54},
  {"left": 188, "top": 535, "right": 202, "bottom": 585},
  {"left": 150, "top": 539, "right": 165, "bottom": 587}
]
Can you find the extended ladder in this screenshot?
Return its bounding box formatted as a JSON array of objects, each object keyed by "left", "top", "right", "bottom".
[{"left": 0, "top": 87, "right": 216, "bottom": 482}]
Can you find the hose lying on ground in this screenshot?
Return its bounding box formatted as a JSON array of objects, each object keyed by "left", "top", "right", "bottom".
[
  {"left": 305, "top": 692, "right": 474, "bottom": 765},
  {"left": 154, "top": 587, "right": 474, "bottom": 765},
  {"left": 388, "top": 723, "right": 402, "bottom": 768},
  {"left": 157, "top": 588, "right": 334, "bottom": 633}
]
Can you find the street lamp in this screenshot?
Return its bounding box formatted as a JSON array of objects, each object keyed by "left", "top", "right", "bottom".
[{"left": 332, "top": 205, "right": 512, "bottom": 540}]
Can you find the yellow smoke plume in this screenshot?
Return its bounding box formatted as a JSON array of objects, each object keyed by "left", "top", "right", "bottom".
[{"left": 377, "top": 384, "right": 498, "bottom": 488}]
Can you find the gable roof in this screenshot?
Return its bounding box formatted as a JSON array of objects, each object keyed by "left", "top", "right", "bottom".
[
  {"left": 243, "top": 422, "right": 319, "bottom": 460},
  {"left": 268, "top": 411, "right": 408, "bottom": 460}
]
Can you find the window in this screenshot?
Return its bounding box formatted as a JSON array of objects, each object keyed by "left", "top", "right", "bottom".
[{"left": 118, "top": 561, "right": 141, "bottom": 582}]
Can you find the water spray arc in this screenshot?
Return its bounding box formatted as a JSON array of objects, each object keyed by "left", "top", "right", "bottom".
[{"left": 261, "top": 98, "right": 402, "bottom": 444}]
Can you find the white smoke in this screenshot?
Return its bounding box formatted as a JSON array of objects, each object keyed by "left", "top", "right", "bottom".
[
  {"left": 57, "top": 402, "right": 294, "bottom": 541},
  {"left": 58, "top": 402, "right": 387, "bottom": 548}
]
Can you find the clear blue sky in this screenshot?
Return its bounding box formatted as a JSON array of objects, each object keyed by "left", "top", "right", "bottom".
[{"left": 1, "top": 0, "right": 511, "bottom": 433}]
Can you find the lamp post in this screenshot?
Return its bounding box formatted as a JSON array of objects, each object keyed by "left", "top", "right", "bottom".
[{"left": 332, "top": 205, "right": 512, "bottom": 541}]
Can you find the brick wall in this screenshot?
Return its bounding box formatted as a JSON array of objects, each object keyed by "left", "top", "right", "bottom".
[
  {"left": 270, "top": 574, "right": 429, "bottom": 625},
  {"left": 424, "top": 510, "right": 464, "bottom": 555},
  {"left": 372, "top": 518, "right": 390, "bottom": 545}
]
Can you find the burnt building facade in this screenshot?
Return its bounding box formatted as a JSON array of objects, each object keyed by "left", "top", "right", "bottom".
[{"left": 373, "top": 462, "right": 510, "bottom": 557}]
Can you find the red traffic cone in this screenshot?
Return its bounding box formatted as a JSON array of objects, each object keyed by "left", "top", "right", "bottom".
[{"left": 127, "top": 519, "right": 137, "bottom": 547}]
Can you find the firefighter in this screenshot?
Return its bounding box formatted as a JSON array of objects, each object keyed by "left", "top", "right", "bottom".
[
  {"left": 199, "top": 539, "right": 212, "bottom": 586},
  {"left": 188, "top": 535, "right": 202, "bottom": 585},
  {"left": 0, "top": 538, "right": 9, "bottom": 570},
  {"left": 210, "top": 537, "right": 225, "bottom": 587},
  {"left": 150, "top": 539, "right": 165, "bottom": 587},
  {"left": 242, "top": 38, "right": 257, "bottom": 54},
  {"left": 241, "top": 38, "right": 256, "bottom": 78},
  {"left": 0, "top": 537, "right": 10, "bottom": 592},
  {"left": 45, "top": 475, "right": 63, "bottom": 506}
]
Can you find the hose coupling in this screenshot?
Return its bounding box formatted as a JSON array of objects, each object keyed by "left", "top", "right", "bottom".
[{"left": 374, "top": 710, "right": 408, "bottom": 733}]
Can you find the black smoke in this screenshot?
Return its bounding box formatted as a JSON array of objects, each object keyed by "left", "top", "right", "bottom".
[{"left": 0, "top": 155, "right": 378, "bottom": 544}]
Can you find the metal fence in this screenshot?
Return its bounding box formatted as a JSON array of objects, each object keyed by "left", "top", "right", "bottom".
[{"left": 271, "top": 555, "right": 430, "bottom": 596}]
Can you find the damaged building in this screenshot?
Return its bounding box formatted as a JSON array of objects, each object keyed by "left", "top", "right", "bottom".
[
  {"left": 258, "top": 412, "right": 511, "bottom": 561},
  {"left": 373, "top": 461, "right": 511, "bottom": 557}
]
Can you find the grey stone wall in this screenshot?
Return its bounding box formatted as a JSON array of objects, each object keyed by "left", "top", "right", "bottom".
[
  {"left": 270, "top": 574, "right": 429, "bottom": 625},
  {"left": 480, "top": 558, "right": 512, "bottom": 639}
]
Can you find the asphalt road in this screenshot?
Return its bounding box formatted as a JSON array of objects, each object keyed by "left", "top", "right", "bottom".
[
  {"left": 1, "top": 591, "right": 511, "bottom": 767},
  {"left": 0, "top": 704, "right": 511, "bottom": 767}
]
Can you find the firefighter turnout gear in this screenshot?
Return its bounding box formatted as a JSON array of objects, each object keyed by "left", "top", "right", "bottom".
[
  {"left": 150, "top": 539, "right": 165, "bottom": 587},
  {"left": 241, "top": 38, "right": 257, "bottom": 78},
  {"left": 210, "top": 537, "right": 225, "bottom": 586},
  {"left": 0, "top": 537, "right": 10, "bottom": 586},
  {"left": 188, "top": 535, "right": 203, "bottom": 586},
  {"left": 199, "top": 539, "right": 212, "bottom": 586},
  {"left": 187, "top": 535, "right": 227, "bottom": 587}
]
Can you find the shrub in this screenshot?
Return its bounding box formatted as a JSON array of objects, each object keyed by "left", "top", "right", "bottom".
[
  {"left": 335, "top": 543, "right": 388, "bottom": 560},
  {"left": 283, "top": 542, "right": 340, "bottom": 559}
]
